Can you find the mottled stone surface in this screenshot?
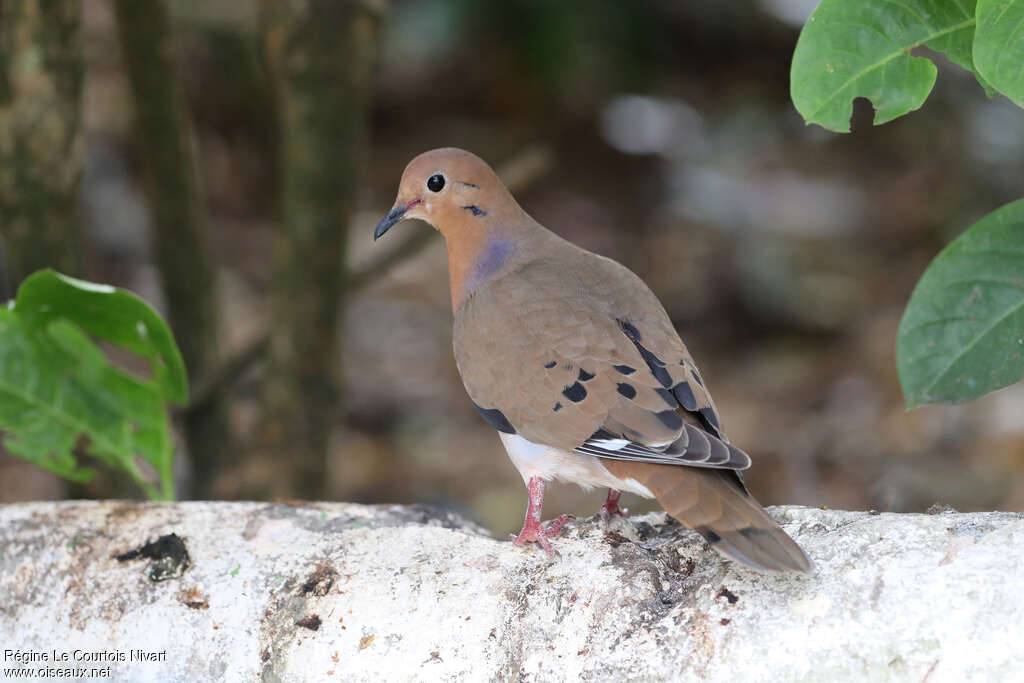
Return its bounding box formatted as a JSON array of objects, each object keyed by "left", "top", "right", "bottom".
[{"left": 1, "top": 502, "right": 1022, "bottom": 682}]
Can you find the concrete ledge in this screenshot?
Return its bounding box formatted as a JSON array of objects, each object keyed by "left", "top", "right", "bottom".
[{"left": 1, "top": 501, "right": 1022, "bottom": 682}]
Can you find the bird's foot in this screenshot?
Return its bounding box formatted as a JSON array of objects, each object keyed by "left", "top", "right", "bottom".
[
  {"left": 599, "top": 501, "right": 629, "bottom": 521},
  {"left": 509, "top": 514, "right": 573, "bottom": 557},
  {"left": 599, "top": 490, "right": 629, "bottom": 521}
]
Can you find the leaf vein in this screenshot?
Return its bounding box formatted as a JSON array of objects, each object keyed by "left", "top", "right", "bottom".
[
  {"left": 920, "top": 296, "right": 1024, "bottom": 397},
  {"left": 808, "top": 18, "right": 976, "bottom": 120}
]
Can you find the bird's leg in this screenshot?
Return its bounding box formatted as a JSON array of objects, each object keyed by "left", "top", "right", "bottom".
[
  {"left": 509, "top": 476, "right": 572, "bottom": 556},
  {"left": 599, "top": 489, "right": 629, "bottom": 521}
]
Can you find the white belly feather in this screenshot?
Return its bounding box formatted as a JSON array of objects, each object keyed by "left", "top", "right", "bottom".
[{"left": 499, "top": 433, "right": 655, "bottom": 498}]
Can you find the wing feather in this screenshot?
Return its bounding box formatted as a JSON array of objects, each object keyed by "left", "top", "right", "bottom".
[{"left": 453, "top": 249, "right": 746, "bottom": 473}]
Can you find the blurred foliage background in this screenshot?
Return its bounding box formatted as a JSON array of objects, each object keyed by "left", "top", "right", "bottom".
[{"left": 2, "top": 0, "right": 1022, "bottom": 534}]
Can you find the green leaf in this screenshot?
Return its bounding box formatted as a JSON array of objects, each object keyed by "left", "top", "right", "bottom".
[
  {"left": 975, "top": 0, "right": 1024, "bottom": 107},
  {"left": 14, "top": 269, "right": 188, "bottom": 403},
  {"left": 897, "top": 200, "right": 1024, "bottom": 408},
  {"left": 791, "top": 0, "right": 979, "bottom": 132},
  {"left": 0, "top": 270, "right": 186, "bottom": 499}
]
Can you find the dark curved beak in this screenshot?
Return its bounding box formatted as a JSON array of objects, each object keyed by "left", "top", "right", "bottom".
[
  {"left": 374, "top": 198, "right": 422, "bottom": 241},
  {"left": 374, "top": 205, "right": 407, "bottom": 241}
]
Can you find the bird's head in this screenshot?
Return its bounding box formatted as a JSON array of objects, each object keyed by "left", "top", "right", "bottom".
[{"left": 373, "top": 147, "right": 509, "bottom": 242}]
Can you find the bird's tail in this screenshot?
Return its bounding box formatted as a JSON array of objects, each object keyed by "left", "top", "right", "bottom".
[{"left": 603, "top": 461, "right": 812, "bottom": 573}]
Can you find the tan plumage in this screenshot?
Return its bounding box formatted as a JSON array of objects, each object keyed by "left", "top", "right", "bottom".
[
  {"left": 375, "top": 147, "right": 811, "bottom": 572},
  {"left": 601, "top": 461, "right": 811, "bottom": 572}
]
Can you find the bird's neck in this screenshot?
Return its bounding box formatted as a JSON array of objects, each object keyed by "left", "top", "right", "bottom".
[
  {"left": 447, "top": 230, "right": 518, "bottom": 311},
  {"left": 443, "top": 200, "right": 549, "bottom": 311}
]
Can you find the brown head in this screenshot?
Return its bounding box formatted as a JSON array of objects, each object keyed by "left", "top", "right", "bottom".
[{"left": 374, "top": 148, "right": 538, "bottom": 309}]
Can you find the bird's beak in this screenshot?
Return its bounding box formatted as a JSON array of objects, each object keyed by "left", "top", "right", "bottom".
[{"left": 373, "top": 198, "right": 421, "bottom": 241}]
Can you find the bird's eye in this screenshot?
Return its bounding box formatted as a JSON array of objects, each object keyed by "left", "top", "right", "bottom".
[{"left": 427, "top": 174, "right": 446, "bottom": 192}]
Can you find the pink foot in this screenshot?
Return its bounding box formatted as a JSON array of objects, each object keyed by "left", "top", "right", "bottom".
[
  {"left": 599, "top": 489, "right": 629, "bottom": 521},
  {"left": 510, "top": 477, "right": 573, "bottom": 557},
  {"left": 509, "top": 514, "right": 573, "bottom": 556}
]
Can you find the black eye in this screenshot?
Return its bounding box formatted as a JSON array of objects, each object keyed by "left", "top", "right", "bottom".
[{"left": 427, "top": 174, "right": 445, "bottom": 192}]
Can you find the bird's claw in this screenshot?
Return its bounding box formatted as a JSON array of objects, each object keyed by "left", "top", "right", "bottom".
[
  {"left": 599, "top": 490, "right": 629, "bottom": 521},
  {"left": 599, "top": 503, "right": 630, "bottom": 522},
  {"left": 510, "top": 514, "right": 574, "bottom": 557}
]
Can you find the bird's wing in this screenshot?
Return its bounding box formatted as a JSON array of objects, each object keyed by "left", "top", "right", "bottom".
[{"left": 453, "top": 251, "right": 746, "bottom": 471}]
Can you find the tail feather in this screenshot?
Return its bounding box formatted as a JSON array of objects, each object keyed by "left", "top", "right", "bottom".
[{"left": 604, "top": 460, "right": 812, "bottom": 573}]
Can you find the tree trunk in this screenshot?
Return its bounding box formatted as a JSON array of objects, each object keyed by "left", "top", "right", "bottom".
[
  {"left": 0, "top": 0, "right": 84, "bottom": 294},
  {"left": 0, "top": 0, "right": 84, "bottom": 498},
  {"left": 112, "top": 0, "right": 227, "bottom": 498},
  {"left": 4, "top": 502, "right": 1022, "bottom": 682},
  {"left": 258, "top": 0, "right": 381, "bottom": 498}
]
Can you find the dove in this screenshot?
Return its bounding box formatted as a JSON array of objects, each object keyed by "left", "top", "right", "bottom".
[{"left": 374, "top": 148, "right": 811, "bottom": 572}]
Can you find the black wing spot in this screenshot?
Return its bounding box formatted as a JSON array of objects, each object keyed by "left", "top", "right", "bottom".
[
  {"left": 613, "top": 364, "right": 636, "bottom": 375},
  {"left": 543, "top": 360, "right": 557, "bottom": 369},
  {"left": 617, "top": 383, "right": 637, "bottom": 399},
  {"left": 461, "top": 205, "right": 487, "bottom": 216},
  {"left": 637, "top": 343, "right": 673, "bottom": 388},
  {"left": 654, "top": 387, "right": 677, "bottom": 407},
  {"left": 698, "top": 406, "right": 721, "bottom": 434},
  {"left": 472, "top": 401, "right": 515, "bottom": 434},
  {"left": 655, "top": 409, "right": 684, "bottom": 431},
  {"left": 681, "top": 359, "right": 706, "bottom": 387},
  {"left": 562, "top": 382, "right": 587, "bottom": 403},
  {"left": 616, "top": 322, "right": 672, "bottom": 388},
  {"left": 616, "top": 319, "right": 642, "bottom": 343},
  {"left": 673, "top": 382, "right": 698, "bottom": 411},
  {"left": 590, "top": 428, "right": 618, "bottom": 441},
  {"left": 553, "top": 402, "right": 562, "bottom": 412},
  {"left": 578, "top": 368, "right": 595, "bottom": 382}
]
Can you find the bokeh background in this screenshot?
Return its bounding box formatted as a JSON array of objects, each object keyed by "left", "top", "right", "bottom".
[{"left": 2, "top": 0, "right": 1023, "bottom": 535}]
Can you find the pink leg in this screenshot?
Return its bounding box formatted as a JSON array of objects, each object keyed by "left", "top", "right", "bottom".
[
  {"left": 599, "top": 489, "right": 629, "bottom": 521},
  {"left": 509, "top": 476, "right": 572, "bottom": 556}
]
